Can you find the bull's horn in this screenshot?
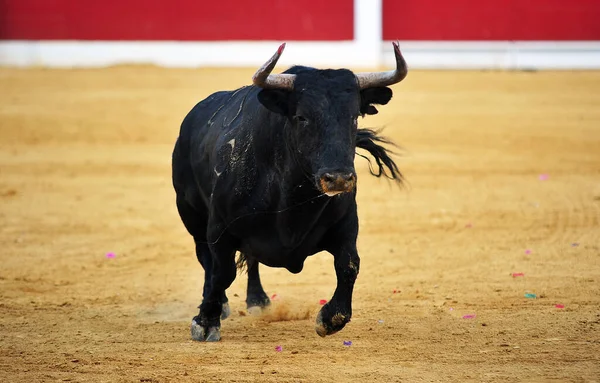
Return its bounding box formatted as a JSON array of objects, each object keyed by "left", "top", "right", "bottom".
[
  {"left": 252, "top": 43, "right": 296, "bottom": 90},
  {"left": 355, "top": 41, "right": 407, "bottom": 89}
]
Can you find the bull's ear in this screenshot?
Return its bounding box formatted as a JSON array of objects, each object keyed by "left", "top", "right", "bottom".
[
  {"left": 257, "top": 89, "right": 290, "bottom": 115},
  {"left": 360, "top": 87, "right": 393, "bottom": 115}
]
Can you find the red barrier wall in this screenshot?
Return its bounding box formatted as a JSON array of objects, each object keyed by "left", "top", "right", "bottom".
[
  {"left": 383, "top": 0, "right": 600, "bottom": 41},
  {"left": 0, "top": 0, "right": 354, "bottom": 40},
  {"left": 3, "top": 0, "right": 600, "bottom": 42}
]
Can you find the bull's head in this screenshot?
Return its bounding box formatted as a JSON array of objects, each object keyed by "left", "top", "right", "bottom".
[{"left": 253, "top": 43, "right": 407, "bottom": 196}]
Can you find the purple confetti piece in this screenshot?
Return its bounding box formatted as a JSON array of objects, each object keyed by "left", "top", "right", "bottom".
[
  {"left": 106, "top": 252, "right": 116, "bottom": 259},
  {"left": 275, "top": 345, "right": 282, "bottom": 352},
  {"left": 343, "top": 341, "right": 352, "bottom": 346},
  {"left": 538, "top": 174, "right": 549, "bottom": 181},
  {"left": 462, "top": 314, "right": 476, "bottom": 319},
  {"left": 571, "top": 243, "right": 579, "bottom": 247}
]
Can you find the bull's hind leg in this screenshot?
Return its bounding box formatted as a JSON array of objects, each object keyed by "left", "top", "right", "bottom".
[
  {"left": 245, "top": 257, "right": 270, "bottom": 314},
  {"left": 192, "top": 233, "right": 238, "bottom": 342}
]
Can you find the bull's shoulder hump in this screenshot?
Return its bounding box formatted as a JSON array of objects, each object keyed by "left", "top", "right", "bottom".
[
  {"left": 188, "top": 87, "right": 255, "bottom": 120},
  {"left": 200, "top": 86, "right": 255, "bottom": 107}
]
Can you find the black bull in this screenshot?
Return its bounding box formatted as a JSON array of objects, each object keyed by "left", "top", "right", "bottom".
[{"left": 172, "top": 42, "right": 407, "bottom": 341}]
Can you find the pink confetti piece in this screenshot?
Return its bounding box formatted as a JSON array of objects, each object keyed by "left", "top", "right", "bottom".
[
  {"left": 449, "top": 307, "right": 454, "bottom": 311},
  {"left": 462, "top": 314, "right": 476, "bottom": 319},
  {"left": 105, "top": 252, "right": 116, "bottom": 259},
  {"left": 525, "top": 249, "right": 532, "bottom": 255},
  {"left": 538, "top": 174, "right": 549, "bottom": 181},
  {"left": 319, "top": 299, "right": 327, "bottom": 305},
  {"left": 555, "top": 304, "right": 565, "bottom": 309},
  {"left": 271, "top": 294, "right": 278, "bottom": 300},
  {"left": 465, "top": 223, "right": 472, "bottom": 228},
  {"left": 275, "top": 345, "right": 282, "bottom": 352},
  {"left": 512, "top": 272, "right": 525, "bottom": 277}
]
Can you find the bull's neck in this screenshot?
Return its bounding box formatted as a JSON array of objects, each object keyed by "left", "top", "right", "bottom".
[{"left": 253, "top": 115, "right": 319, "bottom": 198}]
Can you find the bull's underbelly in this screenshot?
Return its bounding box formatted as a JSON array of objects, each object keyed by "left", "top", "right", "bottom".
[{"left": 239, "top": 229, "right": 327, "bottom": 273}]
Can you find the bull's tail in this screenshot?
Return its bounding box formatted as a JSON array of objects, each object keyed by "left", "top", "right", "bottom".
[
  {"left": 355, "top": 128, "right": 403, "bottom": 184},
  {"left": 236, "top": 252, "right": 248, "bottom": 272}
]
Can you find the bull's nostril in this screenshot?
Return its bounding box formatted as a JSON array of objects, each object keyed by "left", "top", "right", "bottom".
[
  {"left": 343, "top": 173, "right": 355, "bottom": 182},
  {"left": 322, "top": 173, "right": 336, "bottom": 184}
]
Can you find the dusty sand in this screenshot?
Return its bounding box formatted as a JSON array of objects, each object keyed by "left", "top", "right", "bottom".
[{"left": 1, "top": 66, "right": 599, "bottom": 382}]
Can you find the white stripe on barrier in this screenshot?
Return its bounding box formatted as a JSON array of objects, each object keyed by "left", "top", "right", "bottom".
[
  {"left": 383, "top": 41, "right": 600, "bottom": 70},
  {"left": 2, "top": 40, "right": 600, "bottom": 69}
]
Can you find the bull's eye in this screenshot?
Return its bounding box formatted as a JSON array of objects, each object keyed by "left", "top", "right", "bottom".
[{"left": 295, "top": 115, "right": 308, "bottom": 125}]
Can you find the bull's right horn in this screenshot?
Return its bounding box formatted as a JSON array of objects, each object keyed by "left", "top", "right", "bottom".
[{"left": 252, "top": 43, "right": 296, "bottom": 90}]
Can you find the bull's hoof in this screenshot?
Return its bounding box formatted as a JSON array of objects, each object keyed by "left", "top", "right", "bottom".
[
  {"left": 315, "top": 305, "right": 350, "bottom": 337},
  {"left": 246, "top": 291, "right": 271, "bottom": 316},
  {"left": 205, "top": 326, "right": 221, "bottom": 342},
  {"left": 191, "top": 319, "right": 222, "bottom": 342},
  {"left": 191, "top": 319, "right": 207, "bottom": 341},
  {"left": 246, "top": 293, "right": 271, "bottom": 310},
  {"left": 315, "top": 312, "right": 328, "bottom": 337},
  {"left": 247, "top": 306, "right": 263, "bottom": 316},
  {"left": 221, "top": 302, "right": 231, "bottom": 320}
]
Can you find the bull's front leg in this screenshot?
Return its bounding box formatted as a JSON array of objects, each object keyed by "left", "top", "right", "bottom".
[
  {"left": 191, "top": 232, "right": 238, "bottom": 342},
  {"left": 316, "top": 217, "right": 360, "bottom": 337}
]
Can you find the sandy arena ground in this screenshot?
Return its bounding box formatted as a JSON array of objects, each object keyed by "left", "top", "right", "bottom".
[{"left": 1, "top": 66, "right": 599, "bottom": 382}]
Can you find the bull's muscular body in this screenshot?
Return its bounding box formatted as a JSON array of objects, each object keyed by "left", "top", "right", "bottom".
[{"left": 172, "top": 43, "right": 407, "bottom": 341}]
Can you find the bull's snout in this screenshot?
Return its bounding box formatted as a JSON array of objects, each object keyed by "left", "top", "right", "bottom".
[{"left": 318, "top": 171, "right": 356, "bottom": 196}]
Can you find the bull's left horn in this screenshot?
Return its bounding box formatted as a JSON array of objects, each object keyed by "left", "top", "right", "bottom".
[
  {"left": 252, "top": 43, "right": 296, "bottom": 90},
  {"left": 355, "top": 41, "right": 407, "bottom": 89}
]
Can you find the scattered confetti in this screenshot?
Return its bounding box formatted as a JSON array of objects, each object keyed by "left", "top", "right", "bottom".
[
  {"left": 393, "top": 289, "right": 398, "bottom": 294},
  {"left": 449, "top": 307, "right": 454, "bottom": 311},
  {"left": 319, "top": 299, "right": 327, "bottom": 305},
  {"left": 343, "top": 341, "right": 352, "bottom": 346},
  {"left": 275, "top": 345, "right": 282, "bottom": 352},
  {"left": 524, "top": 293, "right": 537, "bottom": 299},
  {"left": 555, "top": 304, "right": 565, "bottom": 309},
  {"left": 465, "top": 223, "right": 472, "bottom": 228},
  {"left": 512, "top": 272, "right": 525, "bottom": 278},
  {"left": 571, "top": 243, "right": 579, "bottom": 247},
  {"left": 538, "top": 174, "right": 549, "bottom": 181},
  {"left": 105, "top": 252, "right": 116, "bottom": 259},
  {"left": 462, "top": 314, "right": 476, "bottom": 319},
  {"left": 271, "top": 294, "right": 278, "bottom": 300},
  {"left": 525, "top": 249, "right": 532, "bottom": 255},
  {"left": 378, "top": 319, "right": 384, "bottom": 324}
]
